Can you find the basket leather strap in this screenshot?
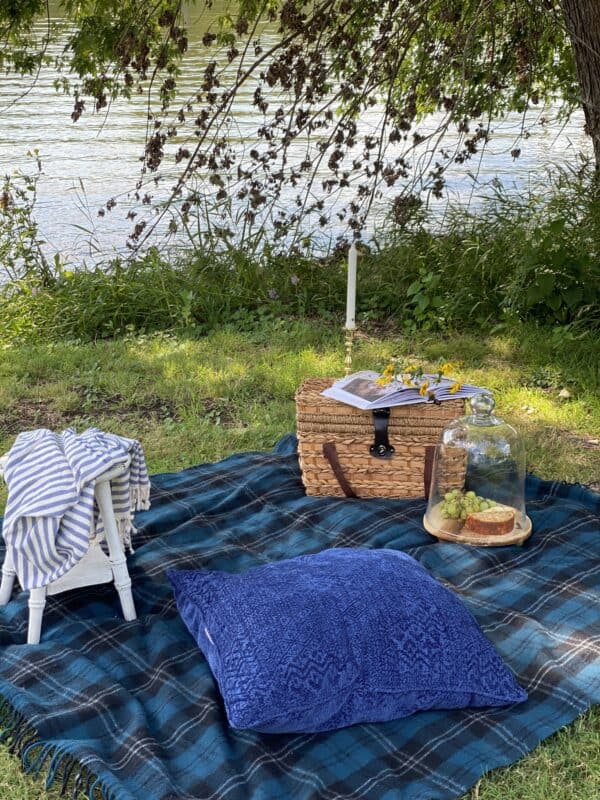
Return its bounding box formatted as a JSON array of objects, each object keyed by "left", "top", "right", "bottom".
[
  {"left": 322, "top": 442, "right": 357, "bottom": 499},
  {"left": 324, "top": 441, "right": 436, "bottom": 500},
  {"left": 424, "top": 445, "right": 435, "bottom": 500}
]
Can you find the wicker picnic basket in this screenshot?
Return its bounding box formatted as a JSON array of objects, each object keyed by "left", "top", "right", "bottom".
[{"left": 295, "top": 377, "right": 466, "bottom": 499}]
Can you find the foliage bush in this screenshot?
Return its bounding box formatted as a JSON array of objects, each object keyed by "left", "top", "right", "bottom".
[
  {"left": 0, "top": 169, "right": 598, "bottom": 344},
  {"left": 360, "top": 168, "right": 600, "bottom": 331}
]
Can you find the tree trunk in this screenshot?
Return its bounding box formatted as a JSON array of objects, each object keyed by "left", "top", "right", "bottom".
[{"left": 561, "top": 1, "right": 600, "bottom": 169}]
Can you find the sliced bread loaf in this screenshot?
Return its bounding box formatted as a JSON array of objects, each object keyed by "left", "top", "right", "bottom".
[{"left": 465, "top": 507, "right": 515, "bottom": 535}]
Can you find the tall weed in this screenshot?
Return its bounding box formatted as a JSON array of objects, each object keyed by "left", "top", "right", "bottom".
[{"left": 0, "top": 152, "right": 57, "bottom": 286}]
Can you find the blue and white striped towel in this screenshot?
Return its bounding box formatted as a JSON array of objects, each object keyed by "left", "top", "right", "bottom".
[{"left": 2, "top": 428, "right": 150, "bottom": 590}]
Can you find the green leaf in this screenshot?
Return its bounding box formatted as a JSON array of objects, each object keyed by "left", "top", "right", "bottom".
[
  {"left": 547, "top": 293, "right": 562, "bottom": 311},
  {"left": 526, "top": 272, "right": 555, "bottom": 305},
  {"left": 406, "top": 280, "right": 422, "bottom": 297},
  {"left": 547, "top": 218, "right": 565, "bottom": 236},
  {"left": 563, "top": 286, "right": 583, "bottom": 308}
]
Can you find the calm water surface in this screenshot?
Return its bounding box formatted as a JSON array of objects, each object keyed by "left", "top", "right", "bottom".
[{"left": 0, "top": 3, "right": 591, "bottom": 265}]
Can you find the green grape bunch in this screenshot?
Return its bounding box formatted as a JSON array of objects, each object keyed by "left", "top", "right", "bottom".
[{"left": 440, "top": 489, "right": 497, "bottom": 520}]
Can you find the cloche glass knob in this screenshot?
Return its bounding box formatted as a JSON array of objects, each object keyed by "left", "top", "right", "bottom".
[{"left": 470, "top": 392, "right": 495, "bottom": 417}]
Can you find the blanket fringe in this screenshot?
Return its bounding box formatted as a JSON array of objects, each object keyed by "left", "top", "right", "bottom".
[
  {"left": 0, "top": 700, "right": 117, "bottom": 800},
  {"left": 58, "top": 754, "right": 78, "bottom": 795}
]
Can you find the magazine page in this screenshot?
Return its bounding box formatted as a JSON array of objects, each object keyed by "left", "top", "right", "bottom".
[
  {"left": 322, "top": 372, "right": 491, "bottom": 410},
  {"left": 321, "top": 371, "right": 407, "bottom": 410},
  {"left": 432, "top": 381, "right": 491, "bottom": 401}
]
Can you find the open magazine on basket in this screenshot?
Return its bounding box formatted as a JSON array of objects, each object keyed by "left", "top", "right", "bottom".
[{"left": 322, "top": 370, "right": 490, "bottom": 410}]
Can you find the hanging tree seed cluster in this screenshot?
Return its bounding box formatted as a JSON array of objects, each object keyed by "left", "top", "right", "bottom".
[{"left": 4, "top": 1, "right": 579, "bottom": 249}]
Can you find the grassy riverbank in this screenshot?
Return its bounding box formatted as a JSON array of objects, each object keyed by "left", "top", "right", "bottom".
[
  {"left": 0, "top": 318, "right": 598, "bottom": 798},
  {"left": 2, "top": 166, "right": 600, "bottom": 345}
]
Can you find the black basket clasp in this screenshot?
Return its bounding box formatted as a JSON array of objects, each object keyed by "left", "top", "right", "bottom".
[{"left": 370, "top": 407, "right": 395, "bottom": 459}]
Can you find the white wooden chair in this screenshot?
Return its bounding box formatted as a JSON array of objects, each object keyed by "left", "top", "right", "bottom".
[{"left": 0, "top": 455, "right": 137, "bottom": 644}]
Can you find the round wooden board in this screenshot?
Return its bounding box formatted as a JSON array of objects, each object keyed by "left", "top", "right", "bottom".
[{"left": 422, "top": 514, "right": 533, "bottom": 547}]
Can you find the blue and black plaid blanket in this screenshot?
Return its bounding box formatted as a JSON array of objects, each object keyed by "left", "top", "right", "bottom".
[{"left": 0, "top": 435, "right": 598, "bottom": 800}]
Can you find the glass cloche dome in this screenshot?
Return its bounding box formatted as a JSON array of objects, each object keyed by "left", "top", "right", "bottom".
[{"left": 423, "top": 393, "right": 532, "bottom": 546}]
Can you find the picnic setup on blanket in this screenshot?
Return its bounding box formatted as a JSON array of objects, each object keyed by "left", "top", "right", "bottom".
[{"left": 0, "top": 252, "right": 598, "bottom": 800}]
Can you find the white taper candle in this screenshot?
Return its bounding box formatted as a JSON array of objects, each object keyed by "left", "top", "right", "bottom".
[{"left": 345, "top": 242, "right": 357, "bottom": 330}]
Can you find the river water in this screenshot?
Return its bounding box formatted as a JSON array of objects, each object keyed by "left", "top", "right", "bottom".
[{"left": 0, "top": 3, "right": 591, "bottom": 266}]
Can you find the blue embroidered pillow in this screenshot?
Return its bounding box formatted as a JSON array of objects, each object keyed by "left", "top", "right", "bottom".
[{"left": 167, "top": 548, "right": 526, "bottom": 733}]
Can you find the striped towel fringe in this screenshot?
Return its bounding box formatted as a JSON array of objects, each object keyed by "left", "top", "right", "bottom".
[{"left": 2, "top": 428, "right": 150, "bottom": 590}]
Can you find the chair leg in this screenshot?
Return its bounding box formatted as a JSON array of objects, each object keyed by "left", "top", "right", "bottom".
[
  {"left": 28, "top": 587, "right": 47, "bottom": 644},
  {"left": 95, "top": 481, "right": 137, "bottom": 622},
  {"left": 0, "top": 551, "right": 16, "bottom": 605}
]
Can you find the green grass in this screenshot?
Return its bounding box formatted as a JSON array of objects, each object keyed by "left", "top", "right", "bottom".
[{"left": 0, "top": 318, "right": 598, "bottom": 799}]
